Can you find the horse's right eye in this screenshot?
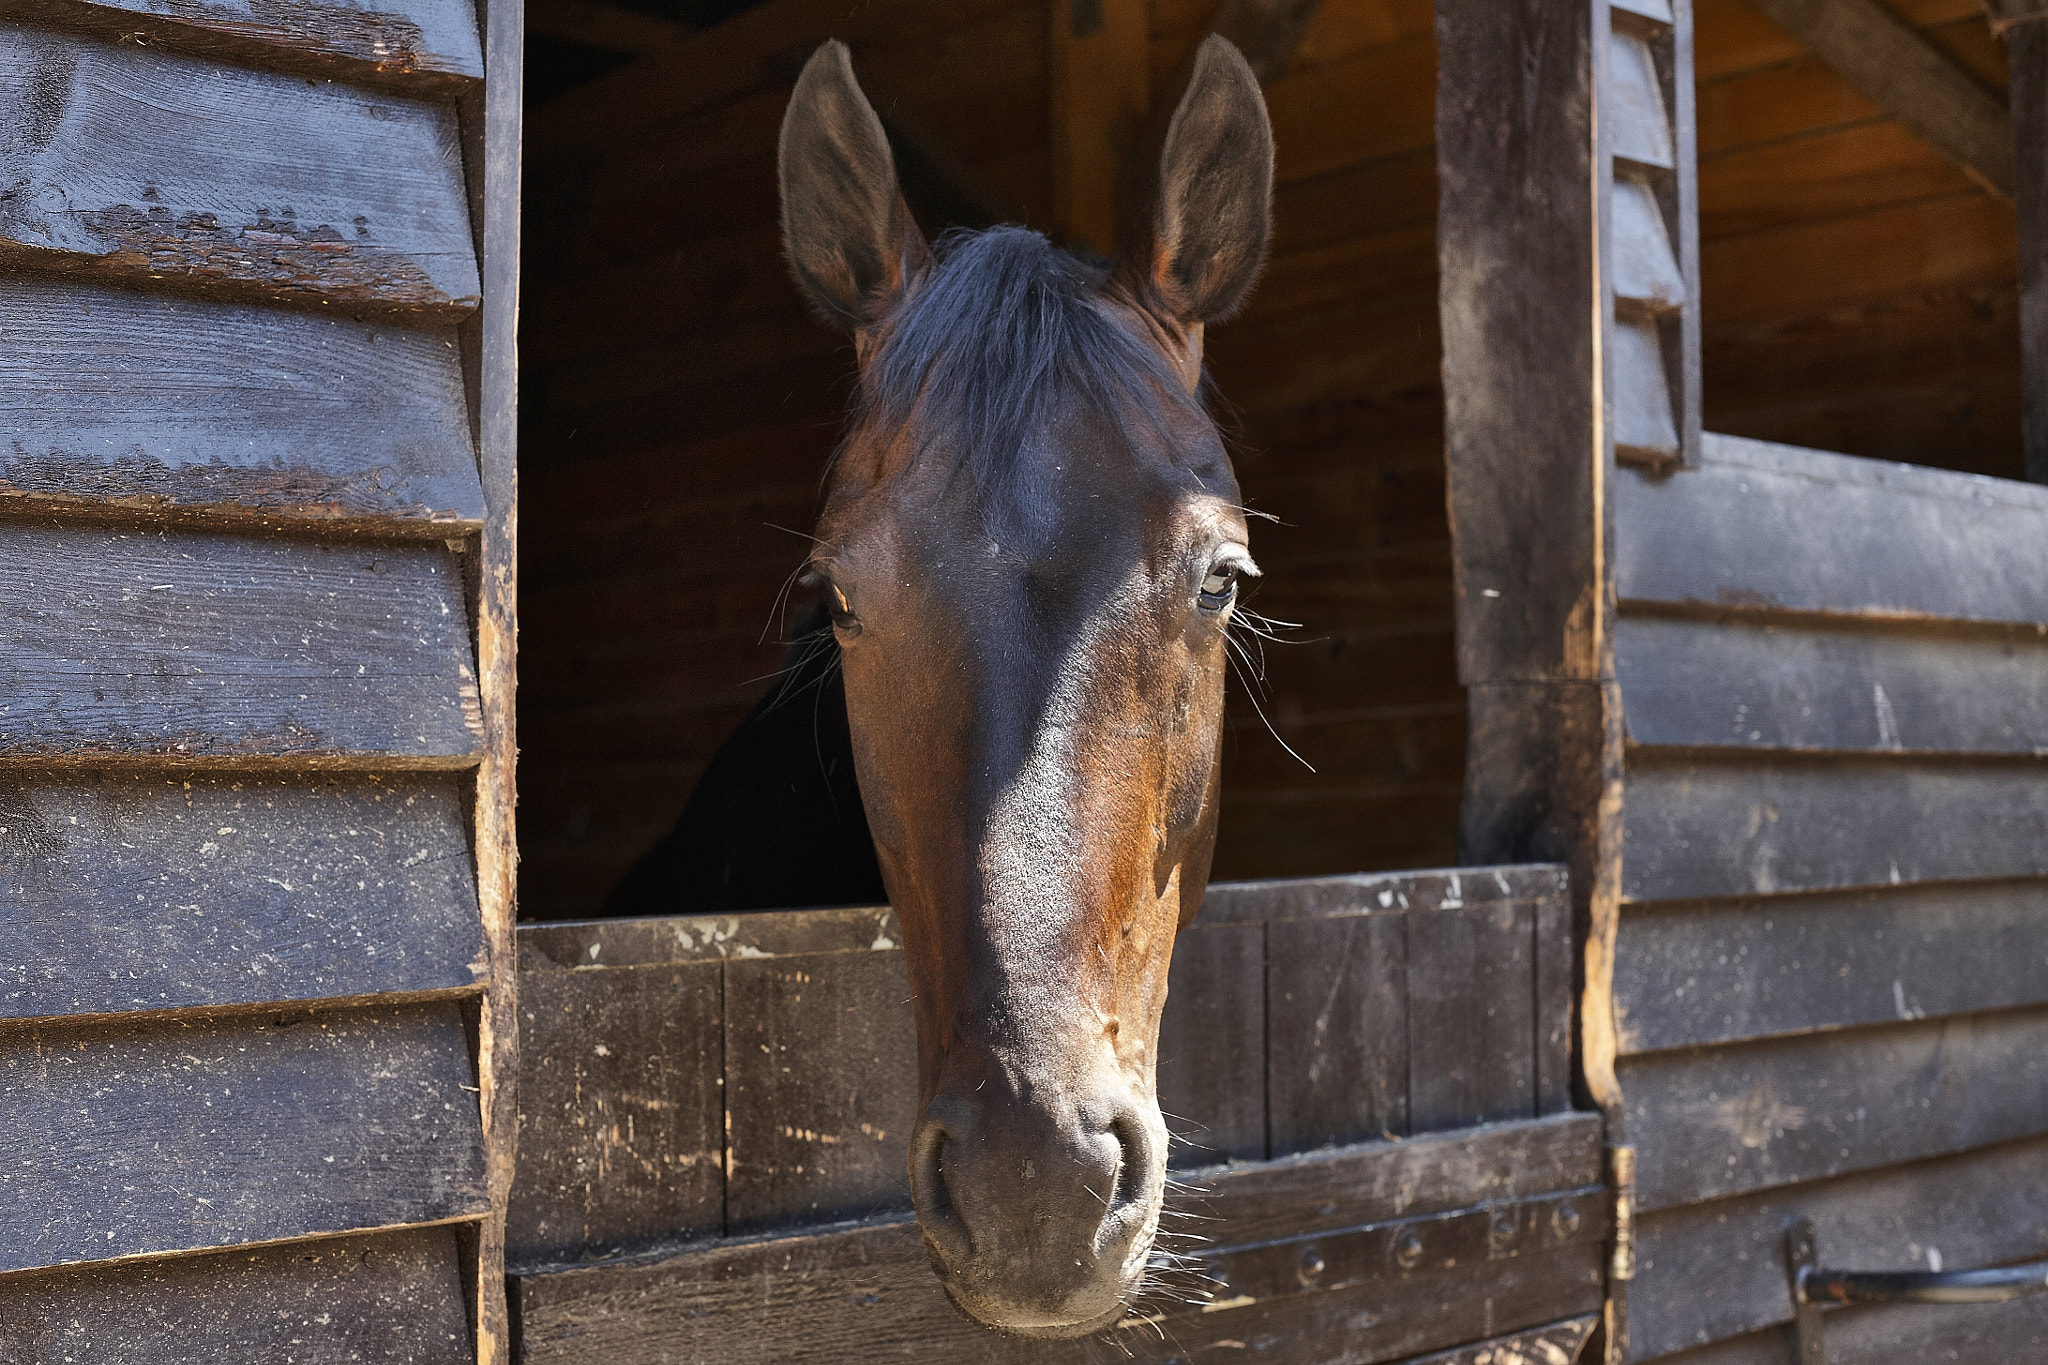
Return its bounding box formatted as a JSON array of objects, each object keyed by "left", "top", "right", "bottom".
[{"left": 827, "top": 584, "right": 862, "bottom": 635}]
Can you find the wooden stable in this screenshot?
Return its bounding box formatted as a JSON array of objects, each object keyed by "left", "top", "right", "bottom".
[{"left": 0, "top": 0, "right": 519, "bottom": 1356}]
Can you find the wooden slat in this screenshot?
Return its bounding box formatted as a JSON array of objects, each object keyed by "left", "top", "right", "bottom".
[
  {"left": 0, "top": 525, "right": 481, "bottom": 763},
  {"left": 1614, "top": 313, "right": 1681, "bottom": 463},
  {"left": 1398, "top": 1316, "right": 1599, "bottom": 1365},
  {"left": 1267, "top": 912, "right": 1407, "bottom": 1151},
  {"left": 0, "top": 774, "right": 481, "bottom": 1021},
  {"left": 1202, "top": 865, "right": 1569, "bottom": 921},
  {"left": 0, "top": 1002, "right": 488, "bottom": 1274},
  {"left": 0, "top": 278, "right": 482, "bottom": 531},
  {"left": 0, "top": 1225, "right": 473, "bottom": 1362},
  {"left": 1611, "top": 29, "right": 1677, "bottom": 170},
  {"left": 508, "top": 961, "right": 723, "bottom": 1268},
  {"left": 1615, "top": 879, "right": 2048, "bottom": 1053},
  {"left": 3, "top": 0, "right": 484, "bottom": 85},
  {"left": 1624, "top": 1005, "right": 2048, "bottom": 1212},
  {"left": 512, "top": 1115, "right": 1607, "bottom": 1364},
  {"left": 1628, "top": 1132, "right": 2048, "bottom": 1360},
  {"left": 1622, "top": 752, "right": 2048, "bottom": 902},
  {"left": 1618, "top": 613, "right": 2048, "bottom": 755},
  {"left": 723, "top": 950, "right": 918, "bottom": 1236},
  {"left": 518, "top": 904, "right": 899, "bottom": 970},
  {"left": 1535, "top": 889, "right": 1574, "bottom": 1115},
  {"left": 1648, "top": 1295, "right": 2048, "bottom": 1365},
  {"left": 1618, "top": 433, "right": 2048, "bottom": 626},
  {"left": 1155, "top": 920, "right": 1266, "bottom": 1165},
  {"left": 1408, "top": 901, "right": 1536, "bottom": 1132},
  {"left": 0, "top": 23, "right": 478, "bottom": 315}
]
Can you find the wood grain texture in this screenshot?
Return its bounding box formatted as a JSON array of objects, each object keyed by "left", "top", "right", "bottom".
[
  {"left": 1645, "top": 1294, "right": 2048, "bottom": 1365},
  {"left": 0, "top": 1002, "right": 488, "bottom": 1274},
  {"left": 1408, "top": 900, "right": 1536, "bottom": 1132},
  {"left": 0, "top": 773, "right": 481, "bottom": 1021},
  {"left": 1622, "top": 752, "right": 2048, "bottom": 902},
  {"left": 0, "top": 23, "right": 478, "bottom": 314},
  {"left": 723, "top": 949, "right": 919, "bottom": 1235},
  {"left": 1617, "top": 613, "right": 2048, "bottom": 755},
  {"left": 1155, "top": 920, "right": 1266, "bottom": 1165},
  {"left": 1397, "top": 1315, "right": 1599, "bottom": 1365},
  {"left": 1614, "top": 879, "right": 2048, "bottom": 1054},
  {"left": 1268, "top": 912, "right": 1407, "bottom": 1151},
  {"left": 518, "top": 904, "right": 899, "bottom": 971},
  {"left": 1622, "top": 1004, "right": 2048, "bottom": 1211},
  {"left": 1618, "top": 434, "right": 2048, "bottom": 625},
  {"left": 512, "top": 1115, "right": 1607, "bottom": 1364},
  {"left": 3, "top": 0, "right": 485, "bottom": 84},
  {"left": 1628, "top": 1132, "right": 2048, "bottom": 1359},
  {"left": 0, "top": 525, "right": 481, "bottom": 762},
  {"left": 0, "top": 277, "right": 482, "bottom": 531},
  {"left": 1203, "top": 865, "right": 1570, "bottom": 921},
  {"left": 508, "top": 961, "right": 722, "bottom": 1269},
  {"left": 0, "top": 1225, "right": 474, "bottom": 1363}
]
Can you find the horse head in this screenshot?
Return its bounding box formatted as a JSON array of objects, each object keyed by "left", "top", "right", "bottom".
[{"left": 777, "top": 36, "right": 1272, "bottom": 1337}]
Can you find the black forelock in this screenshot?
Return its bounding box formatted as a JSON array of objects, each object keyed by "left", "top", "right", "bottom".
[{"left": 845, "top": 226, "right": 1211, "bottom": 492}]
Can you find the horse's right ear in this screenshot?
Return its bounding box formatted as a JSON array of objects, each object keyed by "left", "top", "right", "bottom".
[{"left": 779, "top": 41, "right": 931, "bottom": 331}]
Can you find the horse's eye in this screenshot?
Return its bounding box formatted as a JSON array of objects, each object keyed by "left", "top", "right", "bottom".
[
  {"left": 1198, "top": 566, "right": 1237, "bottom": 610},
  {"left": 827, "top": 583, "right": 861, "bottom": 633}
]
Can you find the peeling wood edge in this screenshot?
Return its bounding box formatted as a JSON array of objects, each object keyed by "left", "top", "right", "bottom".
[
  {"left": 0, "top": 243, "right": 480, "bottom": 328},
  {"left": 0, "top": 1210, "right": 494, "bottom": 1288},
  {"left": 0, "top": 983, "right": 489, "bottom": 1036},
  {"left": 467, "top": 0, "right": 521, "bottom": 1354},
  {"left": 0, "top": 487, "right": 485, "bottom": 542},
  {"left": 0, "top": 0, "right": 484, "bottom": 98},
  {"left": 0, "top": 750, "right": 486, "bottom": 774}
]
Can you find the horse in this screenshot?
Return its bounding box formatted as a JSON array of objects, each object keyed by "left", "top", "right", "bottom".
[{"left": 616, "top": 35, "right": 1273, "bottom": 1338}]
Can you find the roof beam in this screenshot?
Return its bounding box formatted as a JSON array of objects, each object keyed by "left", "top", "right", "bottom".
[
  {"left": 1744, "top": 0, "right": 2012, "bottom": 196},
  {"left": 1211, "top": 0, "right": 1326, "bottom": 85}
]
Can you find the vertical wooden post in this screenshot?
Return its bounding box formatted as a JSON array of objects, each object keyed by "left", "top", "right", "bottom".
[
  {"left": 471, "top": 0, "right": 521, "bottom": 1357},
  {"left": 1986, "top": 1, "right": 2048, "bottom": 484},
  {"left": 1049, "top": 0, "right": 1148, "bottom": 254},
  {"left": 1437, "top": 1, "right": 1696, "bottom": 1358}
]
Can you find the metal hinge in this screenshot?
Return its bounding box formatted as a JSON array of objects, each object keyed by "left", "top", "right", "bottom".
[{"left": 1782, "top": 1217, "right": 2048, "bottom": 1364}]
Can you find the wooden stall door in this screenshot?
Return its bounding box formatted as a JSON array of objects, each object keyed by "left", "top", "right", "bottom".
[
  {"left": 0, "top": 0, "right": 520, "bottom": 1359},
  {"left": 506, "top": 867, "right": 1604, "bottom": 1364}
]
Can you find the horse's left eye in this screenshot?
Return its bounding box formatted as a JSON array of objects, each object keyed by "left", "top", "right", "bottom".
[{"left": 1198, "top": 566, "right": 1237, "bottom": 610}]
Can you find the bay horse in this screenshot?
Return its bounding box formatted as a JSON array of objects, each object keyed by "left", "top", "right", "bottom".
[{"left": 619, "top": 36, "right": 1273, "bottom": 1338}]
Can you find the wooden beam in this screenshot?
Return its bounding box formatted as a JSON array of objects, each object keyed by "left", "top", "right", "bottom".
[
  {"left": 523, "top": 0, "right": 692, "bottom": 58},
  {"left": 1745, "top": 0, "right": 2013, "bottom": 196},
  {"left": 1986, "top": 1, "right": 2048, "bottom": 482},
  {"left": 1049, "top": 0, "right": 1149, "bottom": 254}
]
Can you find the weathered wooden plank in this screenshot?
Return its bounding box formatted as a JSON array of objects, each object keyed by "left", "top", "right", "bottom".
[
  {"left": 0, "top": 774, "right": 481, "bottom": 1021},
  {"left": 1614, "top": 313, "right": 1681, "bottom": 464},
  {"left": 723, "top": 950, "right": 918, "bottom": 1236},
  {"left": 1399, "top": 1316, "right": 1599, "bottom": 1365},
  {"left": 1617, "top": 613, "right": 2048, "bottom": 755},
  {"left": 1617, "top": 434, "right": 2048, "bottom": 626},
  {"left": 0, "top": 23, "right": 478, "bottom": 314},
  {"left": 0, "top": 1225, "right": 474, "bottom": 1363},
  {"left": 1268, "top": 912, "right": 1408, "bottom": 1151},
  {"left": 0, "top": 1002, "right": 488, "bottom": 1274},
  {"left": 0, "top": 525, "right": 481, "bottom": 763},
  {"left": 512, "top": 1119, "right": 1609, "bottom": 1363},
  {"left": 1155, "top": 920, "right": 1266, "bottom": 1166},
  {"left": 518, "top": 904, "right": 899, "bottom": 971},
  {"left": 1629, "top": 1131, "right": 2048, "bottom": 1359},
  {"left": 1202, "top": 865, "right": 1570, "bottom": 922},
  {"left": 1409, "top": 900, "right": 1536, "bottom": 1132},
  {"left": 1646, "top": 1294, "right": 2048, "bottom": 1365},
  {"left": 0, "top": 277, "right": 482, "bottom": 531},
  {"left": 1624, "top": 1005, "right": 2048, "bottom": 1212},
  {"left": 1622, "top": 753, "right": 2048, "bottom": 901},
  {"left": 508, "top": 961, "right": 723, "bottom": 1269},
  {"left": 2, "top": 0, "right": 484, "bottom": 85},
  {"left": 1535, "top": 889, "right": 1575, "bottom": 1116},
  {"left": 1611, "top": 28, "right": 1676, "bottom": 169},
  {"left": 1615, "top": 879, "right": 2048, "bottom": 1054}
]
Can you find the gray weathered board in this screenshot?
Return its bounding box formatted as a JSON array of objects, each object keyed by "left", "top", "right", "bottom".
[
  {"left": 0, "top": 21, "right": 479, "bottom": 314},
  {"left": 0, "top": 524, "right": 482, "bottom": 761},
  {"left": 508, "top": 867, "right": 1593, "bottom": 1365},
  {"left": 0, "top": 276, "right": 483, "bottom": 530}
]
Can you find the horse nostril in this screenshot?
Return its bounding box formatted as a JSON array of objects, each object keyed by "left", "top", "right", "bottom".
[
  {"left": 1106, "top": 1113, "right": 1148, "bottom": 1215},
  {"left": 912, "top": 1117, "right": 970, "bottom": 1267}
]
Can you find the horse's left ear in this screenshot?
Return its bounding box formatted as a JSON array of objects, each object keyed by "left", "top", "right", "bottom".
[
  {"left": 1122, "top": 35, "right": 1274, "bottom": 324},
  {"left": 779, "top": 40, "right": 932, "bottom": 331}
]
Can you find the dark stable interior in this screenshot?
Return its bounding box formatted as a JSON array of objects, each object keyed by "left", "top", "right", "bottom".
[{"left": 516, "top": 0, "right": 2023, "bottom": 922}]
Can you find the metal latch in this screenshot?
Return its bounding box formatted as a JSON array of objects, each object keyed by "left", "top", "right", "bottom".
[{"left": 1782, "top": 1218, "right": 2048, "bottom": 1363}]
